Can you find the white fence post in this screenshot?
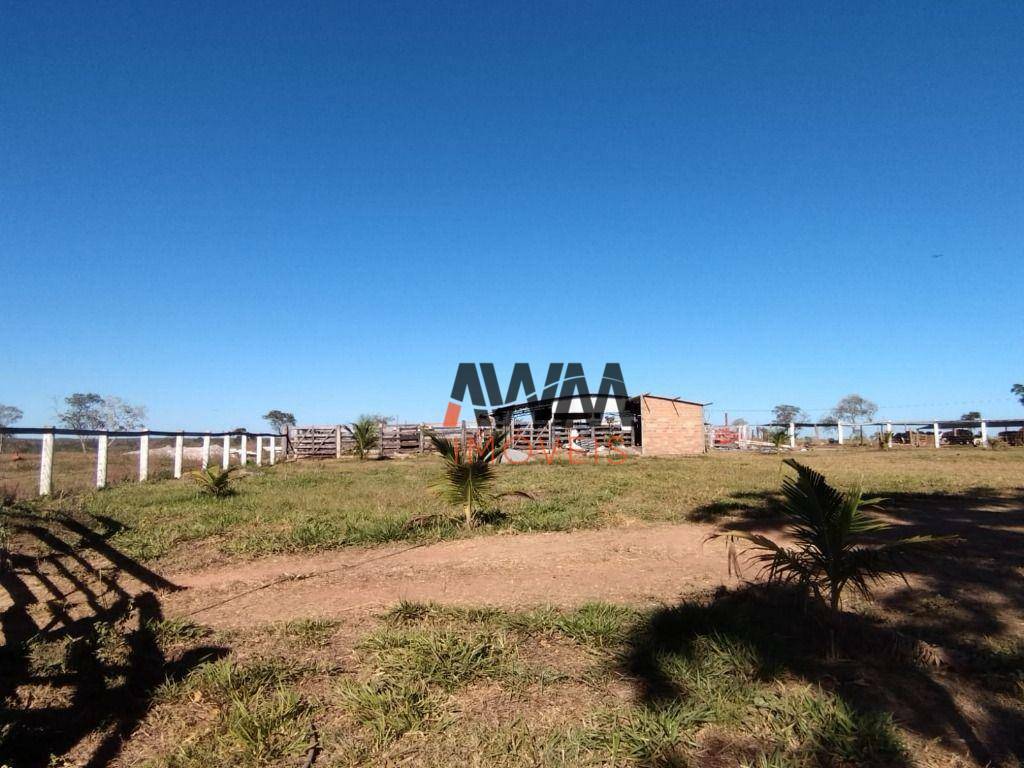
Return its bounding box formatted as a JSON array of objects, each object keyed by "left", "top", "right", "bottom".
[
  {"left": 240, "top": 434, "right": 248, "bottom": 466},
  {"left": 202, "top": 434, "right": 211, "bottom": 469},
  {"left": 96, "top": 433, "right": 108, "bottom": 489},
  {"left": 173, "top": 432, "right": 184, "bottom": 478},
  {"left": 255, "top": 435, "right": 263, "bottom": 466},
  {"left": 788, "top": 421, "right": 796, "bottom": 449},
  {"left": 380, "top": 420, "right": 387, "bottom": 458},
  {"left": 222, "top": 434, "right": 231, "bottom": 469},
  {"left": 980, "top": 420, "right": 988, "bottom": 447},
  {"left": 335, "top": 425, "right": 342, "bottom": 459},
  {"left": 836, "top": 421, "right": 844, "bottom": 445},
  {"left": 269, "top": 435, "right": 277, "bottom": 465},
  {"left": 139, "top": 430, "right": 150, "bottom": 481},
  {"left": 933, "top": 422, "right": 941, "bottom": 449},
  {"left": 39, "top": 428, "right": 54, "bottom": 496}
]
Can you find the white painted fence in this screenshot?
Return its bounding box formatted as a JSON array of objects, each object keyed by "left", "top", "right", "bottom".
[
  {"left": 708, "top": 418, "right": 1024, "bottom": 451},
  {"left": 0, "top": 427, "right": 286, "bottom": 497}
]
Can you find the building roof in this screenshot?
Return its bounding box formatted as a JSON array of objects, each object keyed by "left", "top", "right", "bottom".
[
  {"left": 489, "top": 394, "right": 613, "bottom": 417},
  {"left": 489, "top": 392, "right": 708, "bottom": 417},
  {"left": 629, "top": 393, "right": 709, "bottom": 407}
]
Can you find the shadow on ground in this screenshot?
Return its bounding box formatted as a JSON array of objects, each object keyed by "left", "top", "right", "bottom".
[
  {"left": 671, "top": 484, "right": 1024, "bottom": 766},
  {"left": 0, "top": 505, "right": 226, "bottom": 768}
]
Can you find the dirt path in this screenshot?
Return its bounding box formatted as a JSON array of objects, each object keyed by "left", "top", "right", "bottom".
[{"left": 163, "top": 522, "right": 737, "bottom": 628}]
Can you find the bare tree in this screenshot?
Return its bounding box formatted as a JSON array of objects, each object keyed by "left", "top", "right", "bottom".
[{"left": 0, "top": 404, "right": 23, "bottom": 454}]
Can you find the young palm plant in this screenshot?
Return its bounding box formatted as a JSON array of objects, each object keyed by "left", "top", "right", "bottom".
[
  {"left": 428, "top": 430, "right": 510, "bottom": 527},
  {"left": 190, "top": 466, "right": 240, "bottom": 498},
  {"left": 767, "top": 428, "right": 789, "bottom": 452},
  {"left": 714, "top": 459, "right": 955, "bottom": 615},
  {"left": 351, "top": 416, "right": 379, "bottom": 460}
]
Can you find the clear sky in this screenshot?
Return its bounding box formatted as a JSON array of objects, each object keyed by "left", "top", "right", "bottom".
[{"left": 3, "top": 1, "right": 1023, "bottom": 429}]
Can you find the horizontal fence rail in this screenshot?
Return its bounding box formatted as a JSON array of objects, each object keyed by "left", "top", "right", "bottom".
[
  {"left": 707, "top": 418, "right": 1024, "bottom": 450},
  {"left": 0, "top": 427, "right": 287, "bottom": 497}
]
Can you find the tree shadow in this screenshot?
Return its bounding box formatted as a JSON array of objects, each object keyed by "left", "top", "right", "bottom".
[
  {"left": 686, "top": 490, "right": 786, "bottom": 524},
  {"left": 676, "top": 484, "right": 1024, "bottom": 765},
  {"left": 0, "top": 507, "right": 226, "bottom": 767},
  {"left": 618, "top": 584, "right": 1020, "bottom": 767}
]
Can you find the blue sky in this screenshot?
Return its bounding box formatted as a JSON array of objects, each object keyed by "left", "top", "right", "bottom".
[{"left": 2, "top": 1, "right": 1023, "bottom": 429}]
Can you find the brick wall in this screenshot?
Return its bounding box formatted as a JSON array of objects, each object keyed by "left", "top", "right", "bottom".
[{"left": 639, "top": 396, "right": 705, "bottom": 455}]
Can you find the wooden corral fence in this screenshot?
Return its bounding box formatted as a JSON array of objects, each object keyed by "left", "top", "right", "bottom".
[
  {"left": 0, "top": 427, "right": 285, "bottom": 497},
  {"left": 288, "top": 420, "right": 634, "bottom": 459},
  {"left": 708, "top": 418, "right": 1024, "bottom": 451}
]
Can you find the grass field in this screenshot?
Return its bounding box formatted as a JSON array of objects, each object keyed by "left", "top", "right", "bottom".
[
  {"left": 48, "top": 447, "right": 1024, "bottom": 566},
  {"left": 3, "top": 448, "right": 1024, "bottom": 766}
]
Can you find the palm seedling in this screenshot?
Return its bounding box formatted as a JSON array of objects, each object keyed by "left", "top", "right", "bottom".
[
  {"left": 191, "top": 466, "right": 240, "bottom": 498},
  {"left": 428, "top": 430, "right": 511, "bottom": 527},
  {"left": 768, "top": 428, "right": 789, "bottom": 452},
  {"left": 712, "top": 459, "right": 955, "bottom": 616},
  {"left": 351, "top": 416, "right": 379, "bottom": 460}
]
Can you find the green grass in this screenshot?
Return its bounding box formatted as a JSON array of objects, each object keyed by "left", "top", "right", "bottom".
[
  {"left": 57, "top": 449, "right": 1024, "bottom": 564},
  {"left": 131, "top": 592, "right": 932, "bottom": 767}
]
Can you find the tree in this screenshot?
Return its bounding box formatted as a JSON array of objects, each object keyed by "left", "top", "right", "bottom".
[
  {"left": 100, "top": 397, "right": 146, "bottom": 432},
  {"left": 1012, "top": 384, "right": 1024, "bottom": 407},
  {"left": 263, "top": 410, "right": 296, "bottom": 433},
  {"left": 58, "top": 393, "right": 105, "bottom": 451},
  {"left": 713, "top": 460, "right": 955, "bottom": 616},
  {"left": 960, "top": 411, "right": 981, "bottom": 421},
  {"left": 0, "top": 404, "right": 23, "bottom": 454},
  {"left": 771, "top": 404, "right": 807, "bottom": 425},
  {"left": 731, "top": 418, "right": 748, "bottom": 427},
  {"left": 58, "top": 393, "right": 146, "bottom": 452},
  {"left": 829, "top": 394, "right": 878, "bottom": 423}
]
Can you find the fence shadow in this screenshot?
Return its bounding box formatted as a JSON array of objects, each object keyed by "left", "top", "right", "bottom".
[{"left": 0, "top": 507, "right": 226, "bottom": 767}]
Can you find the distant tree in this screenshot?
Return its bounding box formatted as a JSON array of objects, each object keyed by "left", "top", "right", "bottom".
[
  {"left": 732, "top": 418, "right": 748, "bottom": 426},
  {"left": 1013, "top": 383, "right": 1024, "bottom": 407},
  {"left": 772, "top": 404, "right": 808, "bottom": 425},
  {"left": 58, "top": 393, "right": 146, "bottom": 451},
  {"left": 961, "top": 411, "right": 981, "bottom": 421},
  {"left": 829, "top": 394, "right": 878, "bottom": 424},
  {"left": 100, "top": 397, "right": 147, "bottom": 432},
  {"left": 263, "top": 410, "right": 296, "bottom": 433},
  {"left": 58, "top": 393, "right": 105, "bottom": 451},
  {"left": 0, "top": 404, "right": 23, "bottom": 454}
]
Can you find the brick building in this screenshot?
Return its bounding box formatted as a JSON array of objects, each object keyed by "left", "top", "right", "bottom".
[{"left": 625, "top": 394, "right": 707, "bottom": 455}]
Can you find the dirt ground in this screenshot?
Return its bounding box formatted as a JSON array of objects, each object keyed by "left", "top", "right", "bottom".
[
  {"left": 4, "top": 482, "right": 1024, "bottom": 767},
  {"left": 163, "top": 521, "right": 735, "bottom": 628}
]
